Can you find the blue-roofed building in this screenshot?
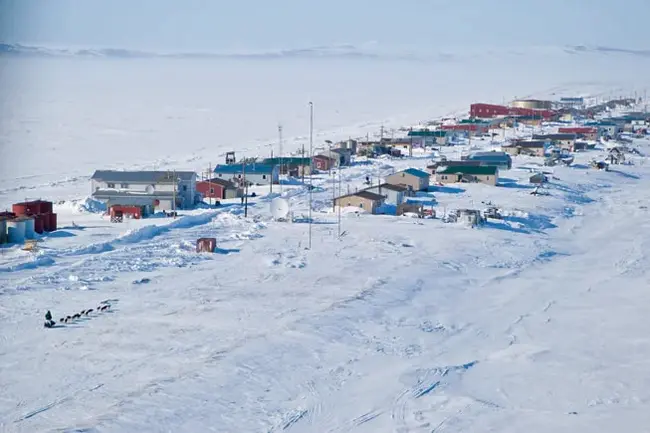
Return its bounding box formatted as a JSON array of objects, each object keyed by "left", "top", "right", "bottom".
[
  {"left": 385, "top": 168, "right": 430, "bottom": 192},
  {"left": 213, "top": 163, "right": 279, "bottom": 186}
]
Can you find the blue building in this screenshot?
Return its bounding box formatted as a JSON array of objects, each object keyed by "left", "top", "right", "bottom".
[{"left": 213, "top": 163, "right": 279, "bottom": 186}]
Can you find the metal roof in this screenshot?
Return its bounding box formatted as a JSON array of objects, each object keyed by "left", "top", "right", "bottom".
[
  {"left": 401, "top": 168, "right": 430, "bottom": 178},
  {"left": 365, "top": 183, "right": 409, "bottom": 192},
  {"left": 437, "top": 165, "right": 498, "bottom": 176},
  {"left": 408, "top": 130, "right": 447, "bottom": 137},
  {"left": 336, "top": 190, "right": 385, "bottom": 201},
  {"left": 262, "top": 157, "right": 311, "bottom": 166},
  {"left": 91, "top": 170, "right": 196, "bottom": 183},
  {"left": 198, "top": 178, "right": 237, "bottom": 187},
  {"left": 92, "top": 190, "right": 176, "bottom": 199},
  {"left": 532, "top": 133, "right": 577, "bottom": 140},
  {"left": 213, "top": 164, "right": 276, "bottom": 174}
]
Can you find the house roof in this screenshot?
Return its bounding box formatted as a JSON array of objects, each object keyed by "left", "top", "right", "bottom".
[
  {"left": 408, "top": 130, "right": 447, "bottom": 137},
  {"left": 336, "top": 190, "right": 385, "bottom": 202},
  {"left": 532, "top": 133, "right": 577, "bottom": 140},
  {"left": 213, "top": 164, "right": 276, "bottom": 174},
  {"left": 429, "top": 160, "right": 482, "bottom": 169},
  {"left": 313, "top": 154, "right": 335, "bottom": 161},
  {"left": 437, "top": 165, "right": 499, "bottom": 176},
  {"left": 511, "top": 140, "right": 546, "bottom": 148},
  {"left": 262, "top": 157, "right": 311, "bottom": 166},
  {"left": 330, "top": 148, "right": 350, "bottom": 154},
  {"left": 400, "top": 168, "right": 430, "bottom": 178},
  {"left": 198, "top": 178, "right": 237, "bottom": 187},
  {"left": 92, "top": 190, "right": 176, "bottom": 199},
  {"left": 366, "top": 183, "right": 408, "bottom": 192},
  {"left": 91, "top": 170, "right": 196, "bottom": 183}
]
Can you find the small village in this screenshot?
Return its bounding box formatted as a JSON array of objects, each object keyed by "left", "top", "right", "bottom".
[{"left": 1, "top": 95, "right": 648, "bottom": 250}]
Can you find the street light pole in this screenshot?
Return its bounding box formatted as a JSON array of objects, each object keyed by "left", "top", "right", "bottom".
[{"left": 308, "top": 102, "right": 313, "bottom": 250}]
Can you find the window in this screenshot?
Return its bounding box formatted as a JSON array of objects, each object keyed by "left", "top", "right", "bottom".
[
  {"left": 107, "top": 183, "right": 115, "bottom": 188},
  {"left": 209, "top": 188, "right": 215, "bottom": 194},
  {"left": 262, "top": 174, "right": 267, "bottom": 179},
  {"left": 359, "top": 203, "right": 364, "bottom": 208},
  {"left": 182, "top": 185, "right": 187, "bottom": 191},
  {"left": 486, "top": 176, "right": 490, "bottom": 180},
  {"left": 120, "top": 183, "right": 129, "bottom": 189}
]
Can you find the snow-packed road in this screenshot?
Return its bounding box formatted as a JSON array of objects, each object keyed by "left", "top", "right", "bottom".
[{"left": 2, "top": 142, "right": 650, "bottom": 432}]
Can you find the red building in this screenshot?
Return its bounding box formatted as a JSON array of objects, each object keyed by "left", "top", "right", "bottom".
[
  {"left": 313, "top": 155, "right": 335, "bottom": 171},
  {"left": 440, "top": 124, "right": 490, "bottom": 135},
  {"left": 558, "top": 127, "right": 598, "bottom": 141},
  {"left": 196, "top": 178, "right": 241, "bottom": 200},
  {"left": 470, "top": 103, "right": 556, "bottom": 120},
  {"left": 470, "top": 103, "right": 510, "bottom": 118}
]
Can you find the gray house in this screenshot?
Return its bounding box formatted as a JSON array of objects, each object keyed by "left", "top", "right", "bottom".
[
  {"left": 91, "top": 170, "right": 198, "bottom": 213},
  {"left": 363, "top": 183, "right": 407, "bottom": 205}
]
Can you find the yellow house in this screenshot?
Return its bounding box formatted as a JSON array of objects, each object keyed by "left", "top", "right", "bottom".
[
  {"left": 385, "top": 168, "right": 431, "bottom": 192},
  {"left": 334, "top": 191, "right": 385, "bottom": 214},
  {"left": 436, "top": 165, "right": 499, "bottom": 186}
]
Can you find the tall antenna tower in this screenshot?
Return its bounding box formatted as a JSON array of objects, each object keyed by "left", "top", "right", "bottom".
[{"left": 308, "top": 102, "right": 313, "bottom": 250}]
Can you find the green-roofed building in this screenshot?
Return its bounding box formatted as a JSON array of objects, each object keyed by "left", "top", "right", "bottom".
[
  {"left": 407, "top": 129, "right": 448, "bottom": 145},
  {"left": 435, "top": 164, "right": 498, "bottom": 186}
]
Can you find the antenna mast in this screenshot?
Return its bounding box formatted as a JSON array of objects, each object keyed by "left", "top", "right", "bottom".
[{"left": 308, "top": 102, "right": 313, "bottom": 249}]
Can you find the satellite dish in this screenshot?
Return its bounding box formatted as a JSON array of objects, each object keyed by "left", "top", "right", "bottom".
[
  {"left": 270, "top": 198, "right": 290, "bottom": 220},
  {"left": 146, "top": 184, "right": 155, "bottom": 194}
]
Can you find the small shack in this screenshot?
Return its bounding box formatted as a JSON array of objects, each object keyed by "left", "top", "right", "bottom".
[{"left": 196, "top": 238, "right": 217, "bottom": 253}]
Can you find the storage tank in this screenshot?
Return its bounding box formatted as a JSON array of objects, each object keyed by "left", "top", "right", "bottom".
[
  {"left": 7, "top": 218, "right": 26, "bottom": 244},
  {"left": 33, "top": 214, "right": 44, "bottom": 234},
  {"left": 23, "top": 216, "right": 35, "bottom": 239},
  {"left": 511, "top": 99, "right": 553, "bottom": 110},
  {"left": 0, "top": 218, "right": 7, "bottom": 244}
]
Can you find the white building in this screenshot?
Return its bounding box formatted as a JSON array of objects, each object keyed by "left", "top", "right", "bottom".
[{"left": 91, "top": 170, "right": 198, "bottom": 213}]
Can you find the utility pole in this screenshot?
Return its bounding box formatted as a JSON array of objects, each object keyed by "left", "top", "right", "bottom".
[
  {"left": 301, "top": 142, "right": 305, "bottom": 185},
  {"left": 409, "top": 127, "right": 413, "bottom": 158},
  {"left": 172, "top": 169, "right": 177, "bottom": 218},
  {"left": 208, "top": 163, "right": 212, "bottom": 206},
  {"left": 337, "top": 161, "right": 341, "bottom": 238},
  {"left": 242, "top": 162, "right": 248, "bottom": 217},
  {"left": 270, "top": 148, "right": 273, "bottom": 194},
  {"left": 278, "top": 124, "right": 283, "bottom": 195},
  {"left": 308, "top": 102, "right": 313, "bottom": 250}
]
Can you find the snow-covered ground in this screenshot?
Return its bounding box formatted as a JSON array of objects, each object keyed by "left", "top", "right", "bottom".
[
  {"left": 2, "top": 50, "right": 650, "bottom": 432},
  {"left": 3, "top": 131, "right": 650, "bottom": 431}
]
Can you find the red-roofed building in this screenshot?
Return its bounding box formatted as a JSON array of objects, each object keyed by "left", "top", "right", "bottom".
[{"left": 558, "top": 127, "right": 598, "bottom": 141}]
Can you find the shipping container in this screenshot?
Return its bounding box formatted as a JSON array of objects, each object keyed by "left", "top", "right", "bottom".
[{"left": 34, "top": 214, "right": 44, "bottom": 234}]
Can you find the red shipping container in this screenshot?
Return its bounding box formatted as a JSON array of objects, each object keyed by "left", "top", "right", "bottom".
[
  {"left": 34, "top": 214, "right": 44, "bottom": 234},
  {"left": 49, "top": 213, "right": 57, "bottom": 232}
]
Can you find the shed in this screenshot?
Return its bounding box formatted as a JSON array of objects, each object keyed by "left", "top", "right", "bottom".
[{"left": 196, "top": 238, "right": 217, "bottom": 253}]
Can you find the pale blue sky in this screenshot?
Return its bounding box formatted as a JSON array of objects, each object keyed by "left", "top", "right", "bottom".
[{"left": 1, "top": 0, "right": 648, "bottom": 51}]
